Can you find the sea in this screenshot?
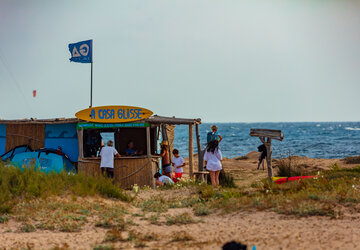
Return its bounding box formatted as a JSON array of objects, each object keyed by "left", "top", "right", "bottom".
[{"left": 174, "top": 122, "right": 360, "bottom": 159}]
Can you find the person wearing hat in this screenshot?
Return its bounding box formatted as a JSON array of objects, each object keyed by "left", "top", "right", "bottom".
[
  {"left": 158, "top": 140, "right": 172, "bottom": 178},
  {"left": 207, "top": 125, "right": 222, "bottom": 144}
]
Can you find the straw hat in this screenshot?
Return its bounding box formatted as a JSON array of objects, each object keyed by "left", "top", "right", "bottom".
[
  {"left": 211, "top": 125, "right": 218, "bottom": 130},
  {"left": 161, "top": 140, "right": 169, "bottom": 146}
]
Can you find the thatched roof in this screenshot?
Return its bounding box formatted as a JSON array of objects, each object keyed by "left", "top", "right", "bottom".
[
  {"left": 0, "top": 115, "right": 201, "bottom": 125},
  {"left": 145, "top": 115, "right": 201, "bottom": 125}
]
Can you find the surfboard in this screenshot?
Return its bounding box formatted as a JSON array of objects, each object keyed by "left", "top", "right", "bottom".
[
  {"left": 271, "top": 177, "right": 286, "bottom": 181},
  {"left": 75, "top": 105, "right": 153, "bottom": 123}
]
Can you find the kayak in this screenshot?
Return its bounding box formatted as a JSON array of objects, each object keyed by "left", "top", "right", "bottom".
[{"left": 274, "top": 176, "right": 317, "bottom": 184}]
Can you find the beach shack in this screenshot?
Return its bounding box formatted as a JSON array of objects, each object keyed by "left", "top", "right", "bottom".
[{"left": 0, "top": 107, "right": 202, "bottom": 188}]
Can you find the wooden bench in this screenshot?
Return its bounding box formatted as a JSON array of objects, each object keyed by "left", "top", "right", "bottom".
[{"left": 194, "top": 171, "right": 209, "bottom": 182}]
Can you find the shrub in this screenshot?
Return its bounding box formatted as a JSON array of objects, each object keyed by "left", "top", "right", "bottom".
[
  {"left": 20, "top": 223, "right": 36, "bottom": 232},
  {"left": 93, "top": 245, "right": 114, "bottom": 250},
  {"left": 207, "top": 170, "right": 237, "bottom": 187},
  {"left": 193, "top": 203, "right": 211, "bottom": 216},
  {"left": 275, "top": 157, "right": 306, "bottom": 177},
  {"left": 0, "top": 215, "right": 8, "bottom": 223},
  {"left": 104, "top": 228, "right": 125, "bottom": 242},
  {"left": 199, "top": 184, "right": 217, "bottom": 199},
  {"left": 219, "top": 170, "right": 237, "bottom": 188},
  {"left": 138, "top": 198, "right": 168, "bottom": 213},
  {"left": 344, "top": 156, "right": 360, "bottom": 164}
]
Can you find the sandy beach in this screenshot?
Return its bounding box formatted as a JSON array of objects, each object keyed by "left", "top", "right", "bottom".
[{"left": 0, "top": 153, "right": 359, "bottom": 250}]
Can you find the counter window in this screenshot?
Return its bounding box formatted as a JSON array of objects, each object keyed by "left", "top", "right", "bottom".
[{"left": 82, "top": 127, "right": 157, "bottom": 158}]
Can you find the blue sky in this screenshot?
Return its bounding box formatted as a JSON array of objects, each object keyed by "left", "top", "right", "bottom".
[{"left": 0, "top": 0, "right": 359, "bottom": 122}]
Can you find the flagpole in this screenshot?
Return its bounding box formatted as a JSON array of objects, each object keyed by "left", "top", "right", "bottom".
[{"left": 90, "top": 40, "right": 93, "bottom": 108}]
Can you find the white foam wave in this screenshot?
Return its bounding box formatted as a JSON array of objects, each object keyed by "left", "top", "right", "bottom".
[{"left": 345, "top": 127, "right": 360, "bottom": 131}]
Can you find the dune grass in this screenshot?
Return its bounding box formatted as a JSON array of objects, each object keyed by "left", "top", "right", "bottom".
[
  {"left": 0, "top": 162, "right": 132, "bottom": 214},
  {"left": 1, "top": 159, "right": 359, "bottom": 226},
  {"left": 205, "top": 164, "right": 360, "bottom": 217},
  {"left": 136, "top": 165, "right": 360, "bottom": 218}
]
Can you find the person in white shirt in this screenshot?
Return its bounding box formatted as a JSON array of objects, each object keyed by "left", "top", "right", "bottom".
[
  {"left": 171, "top": 148, "right": 185, "bottom": 182},
  {"left": 154, "top": 172, "right": 174, "bottom": 186},
  {"left": 100, "top": 140, "right": 120, "bottom": 178},
  {"left": 204, "top": 140, "right": 223, "bottom": 187}
]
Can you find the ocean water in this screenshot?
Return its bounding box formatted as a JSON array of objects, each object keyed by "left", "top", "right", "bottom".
[{"left": 174, "top": 122, "right": 360, "bottom": 159}]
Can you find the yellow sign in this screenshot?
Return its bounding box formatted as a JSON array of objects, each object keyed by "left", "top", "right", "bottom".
[{"left": 75, "top": 105, "right": 153, "bottom": 123}]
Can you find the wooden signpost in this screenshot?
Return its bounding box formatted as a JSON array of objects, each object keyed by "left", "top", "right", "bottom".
[
  {"left": 250, "top": 129, "right": 284, "bottom": 181},
  {"left": 75, "top": 105, "right": 153, "bottom": 123}
]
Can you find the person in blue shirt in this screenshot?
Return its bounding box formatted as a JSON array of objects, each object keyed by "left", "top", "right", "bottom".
[
  {"left": 125, "top": 140, "right": 143, "bottom": 156},
  {"left": 207, "top": 125, "right": 222, "bottom": 144}
]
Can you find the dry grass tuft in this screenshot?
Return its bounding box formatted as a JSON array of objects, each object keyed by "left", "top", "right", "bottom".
[
  {"left": 170, "top": 231, "right": 194, "bottom": 242},
  {"left": 166, "top": 212, "right": 195, "bottom": 225}
]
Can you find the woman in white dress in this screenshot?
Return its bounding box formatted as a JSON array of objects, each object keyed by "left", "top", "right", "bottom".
[{"left": 204, "top": 140, "right": 223, "bottom": 187}]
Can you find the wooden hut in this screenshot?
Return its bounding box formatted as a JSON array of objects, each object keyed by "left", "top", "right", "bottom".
[{"left": 0, "top": 115, "right": 201, "bottom": 188}]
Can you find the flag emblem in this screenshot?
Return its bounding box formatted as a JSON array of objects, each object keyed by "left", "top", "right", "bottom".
[{"left": 68, "top": 40, "right": 92, "bottom": 63}]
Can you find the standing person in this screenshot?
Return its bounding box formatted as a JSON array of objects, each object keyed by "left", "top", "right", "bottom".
[
  {"left": 257, "top": 144, "right": 267, "bottom": 170},
  {"left": 172, "top": 148, "right": 185, "bottom": 182},
  {"left": 204, "top": 140, "right": 223, "bottom": 187},
  {"left": 100, "top": 140, "right": 120, "bottom": 178},
  {"left": 207, "top": 125, "right": 223, "bottom": 144},
  {"left": 86, "top": 130, "right": 103, "bottom": 157},
  {"left": 158, "top": 140, "right": 172, "bottom": 178}
]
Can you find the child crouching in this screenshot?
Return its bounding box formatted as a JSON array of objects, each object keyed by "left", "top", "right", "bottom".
[{"left": 154, "top": 172, "right": 174, "bottom": 186}]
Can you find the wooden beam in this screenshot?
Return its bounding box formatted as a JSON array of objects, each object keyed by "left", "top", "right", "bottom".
[
  {"left": 188, "top": 124, "right": 194, "bottom": 178},
  {"left": 195, "top": 124, "right": 203, "bottom": 172},
  {"left": 250, "top": 129, "right": 284, "bottom": 141},
  {"left": 146, "top": 126, "right": 151, "bottom": 157}
]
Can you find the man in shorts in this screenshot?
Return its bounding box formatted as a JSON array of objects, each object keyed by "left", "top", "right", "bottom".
[{"left": 158, "top": 140, "right": 172, "bottom": 178}]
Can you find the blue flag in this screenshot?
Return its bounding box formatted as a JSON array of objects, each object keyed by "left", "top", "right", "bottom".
[{"left": 68, "top": 40, "right": 92, "bottom": 63}]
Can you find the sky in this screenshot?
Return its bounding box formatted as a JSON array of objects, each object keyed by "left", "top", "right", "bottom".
[{"left": 0, "top": 0, "right": 359, "bottom": 123}]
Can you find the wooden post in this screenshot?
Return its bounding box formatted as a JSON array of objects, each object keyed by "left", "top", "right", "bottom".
[
  {"left": 265, "top": 137, "right": 273, "bottom": 180},
  {"left": 189, "top": 124, "right": 194, "bottom": 179},
  {"left": 260, "top": 136, "right": 273, "bottom": 181},
  {"left": 77, "top": 128, "right": 84, "bottom": 159},
  {"left": 195, "top": 124, "right": 203, "bottom": 172},
  {"left": 146, "top": 126, "right": 151, "bottom": 157}
]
